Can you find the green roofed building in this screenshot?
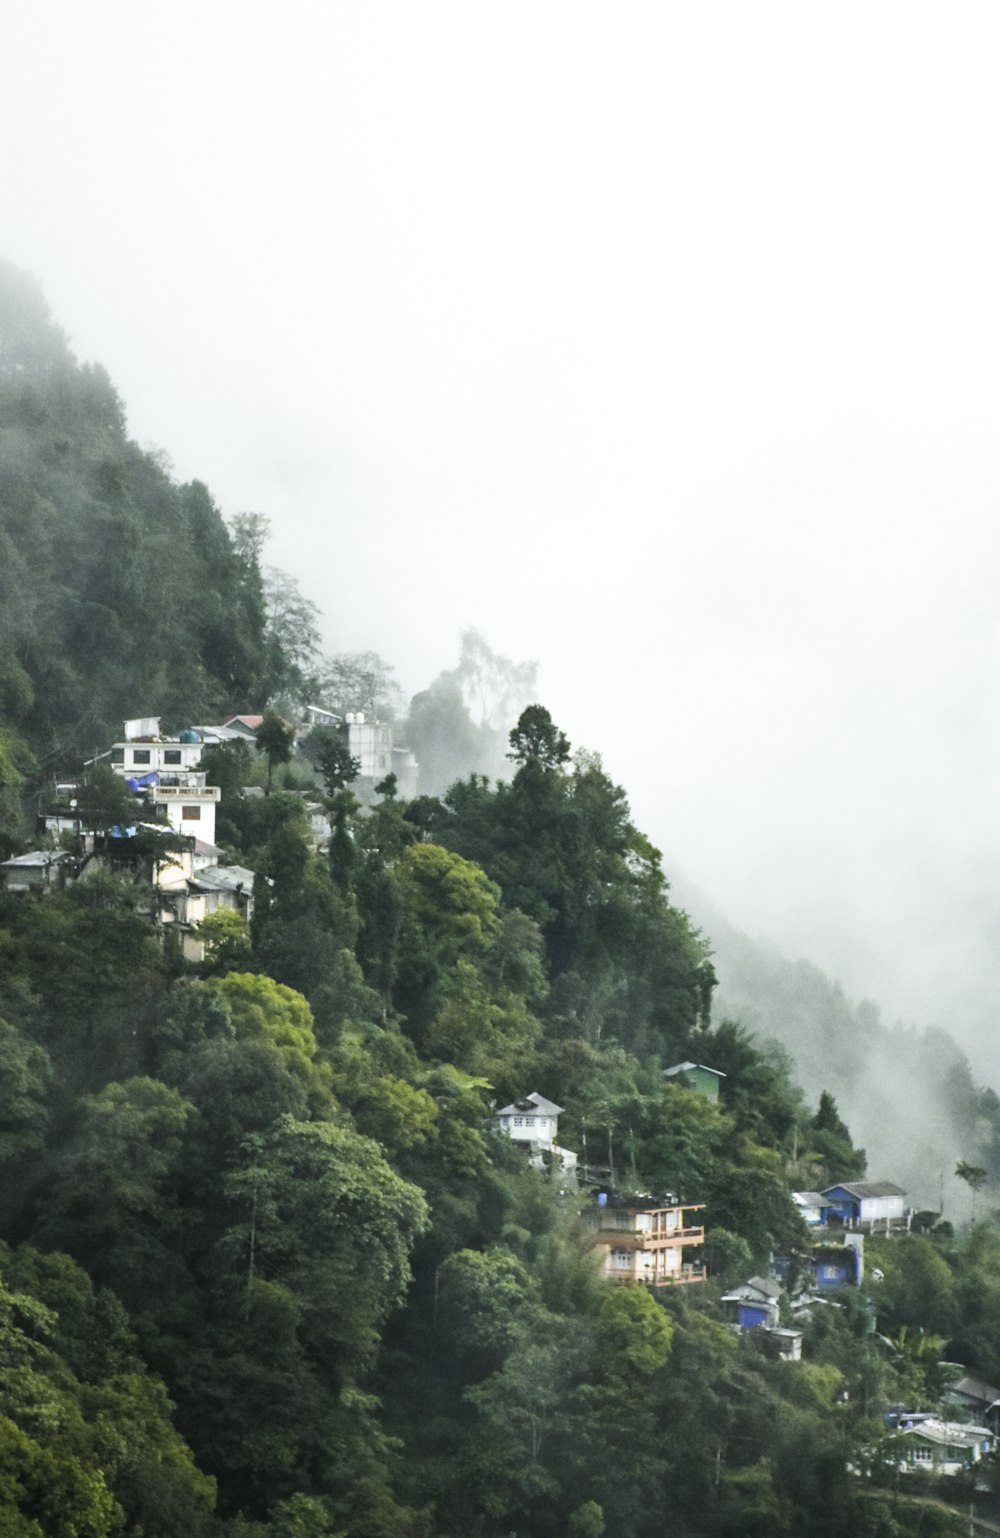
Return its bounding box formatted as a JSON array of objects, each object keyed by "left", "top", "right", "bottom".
[{"left": 663, "top": 1061, "right": 726, "bottom": 1102}]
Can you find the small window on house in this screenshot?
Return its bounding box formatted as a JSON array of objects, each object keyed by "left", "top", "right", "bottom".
[
  {"left": 132, "top": 750, "right": 151, "bottom": 765},
  {"left": 514, "top": 1117, "right": 524, "bottom": 1126},
  {"left": 181, "top": 806, "right": 201, "bottom": 820},
  {"left": 111, "top": 749, "right": 124, "bottom": 765},
  {"left": 911, "top": 1447, "right": 932, "bottom": 1463},
  {"left": 163, "top": 750, "right": 181, "bottom": 764}
]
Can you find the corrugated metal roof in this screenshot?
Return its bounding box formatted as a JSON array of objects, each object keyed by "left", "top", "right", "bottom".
[
  {"left": 901, "top": 1418, "right": 991, "bottom": 1447},
  {"left": 496, "top": 1092, "right": 564, "bottom": 1118},
  {"left": 824, "top": 1181, "right": 906, "bottom": 1199},
  {"left": 947, "top": 1374, "right": 1000, "bottom": 1405},
  {"left": 663, "top": 1060, "right": 727, "bottom": 1079},
  {"left": 1, "top": 850, "right": 68, "bottom": 868}
]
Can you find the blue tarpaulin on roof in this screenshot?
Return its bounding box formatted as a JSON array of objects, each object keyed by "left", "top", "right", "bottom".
[{"left": 126, "top": 773, "right": 159, "bottom": 790}]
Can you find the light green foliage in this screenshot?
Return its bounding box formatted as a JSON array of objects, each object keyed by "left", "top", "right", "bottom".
[
  {"left": 210, "top": 973, "right": 329, "bottom": 1104},
  {"left": 595, "top": 1285, "right": 673, "bottom": 1375},
  {"left": 426, "top": 960, "right": 541, "bottom": 1080},
  {"left": 567, "top": 1501, "right": 605, "bottom": 1537},
  {"left": 197, "top": 910, "right": 253, "bottom": 976},
  {"left": 397, "top": 843, "right": 501, "bottom": 966},
  {"left": 482, "top": 908, "right": 546, "bottom": 998},
  {"left": 268, "top": 1492, "right": 337, "bottom": 1538}
]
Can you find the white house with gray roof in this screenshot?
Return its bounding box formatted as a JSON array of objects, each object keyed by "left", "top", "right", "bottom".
[{"left": 495, "top": 1092, "right": 577, "bottom": 1174}]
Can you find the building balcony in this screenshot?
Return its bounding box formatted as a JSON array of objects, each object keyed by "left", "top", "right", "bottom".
[
  {"left": 152, "top": 784, "right": 220, "bottom": 802},
  {"left": 592, "top": 1223, "right": 704, "bottom": 1248}
]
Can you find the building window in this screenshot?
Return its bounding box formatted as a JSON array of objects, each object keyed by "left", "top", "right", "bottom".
[
  {"left": 910, "top": 1447, "right": 932, "bottom": 1463},
  {"left": 132, "top": 750, "right": 151, "bottom": 766},
  {"left": 163, "top": 750, "right": 181, "bottom": 765},
  {"left": 181, "top": 806, "right": 201, "bottom": 820}
]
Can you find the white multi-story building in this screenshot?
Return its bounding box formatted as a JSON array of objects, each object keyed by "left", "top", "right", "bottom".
[{"left": 109, "top": 718, "right": 220, "bottom": 844}]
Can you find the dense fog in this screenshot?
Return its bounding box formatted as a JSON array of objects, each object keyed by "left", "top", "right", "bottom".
[{"left": 6, "top": 3, "right": 1000, "bottom": 1078}]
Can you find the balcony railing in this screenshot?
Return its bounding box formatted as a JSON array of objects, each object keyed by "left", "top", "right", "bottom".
[
  {"left": 152, "top": 785, "right": 220, "bottom": 801},
  {"left": 592, "top": 1223, "right": 704, "bottom": 1248}
]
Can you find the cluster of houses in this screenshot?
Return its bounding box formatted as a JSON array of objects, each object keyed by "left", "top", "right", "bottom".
[
  {"left": 494, "top": 1078, "right": 996, "bottom": 1478},
  {"left": 10, "top": 723, "right": 996, "bottom": 1479},
  {"left": 1, "top": 715, "right": 257, "bottom": 960},
  {"left": 1, "top": 704, "right": 419, "bottom": 960}
]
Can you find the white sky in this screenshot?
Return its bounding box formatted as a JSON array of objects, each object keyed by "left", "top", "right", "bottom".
[{"left": 5, "top": 3, "right": 1000, "bottom": 1069}]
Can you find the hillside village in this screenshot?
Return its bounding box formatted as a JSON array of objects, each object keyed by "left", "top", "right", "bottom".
[
  {"left": 8, "top": 258, "right": 1000, "bottom": 1537},
  {"left": 0, "top": 706, "right": 417, "bottom": 960},
  {"left": 4, "top": 700, "right": 1000, "bottom": 1530},
  {"left": 5, "top": 711, "right": 999, "bottom": 1488},
  {"left": 490, "top": 1075, "right": 999, "bottom": 1484}
]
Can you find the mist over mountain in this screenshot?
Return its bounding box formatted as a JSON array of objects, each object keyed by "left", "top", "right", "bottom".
[
  {"left": 672, "top": 870, "right": 1000, "bottom": 1220},
  {"left": 6, "top": 257, "right": 1000, "bottom": 1537}
]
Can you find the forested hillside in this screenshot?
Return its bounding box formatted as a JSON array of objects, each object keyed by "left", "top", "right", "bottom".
[
  {"left": 0, "top": 258, "right": 280, "bottom": 851},
  {"left": 3, "top": 264, "right": 1000, "bottom": 1537}
]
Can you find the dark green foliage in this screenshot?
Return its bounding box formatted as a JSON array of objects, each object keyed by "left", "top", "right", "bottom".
[
  {"left": 0, "top": 262, "right": 276, "bottom": 787},
  {"left": 256, "top": 713, "right": 295, "bottom": 794}
]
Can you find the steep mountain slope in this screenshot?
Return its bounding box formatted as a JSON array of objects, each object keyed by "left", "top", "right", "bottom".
[{"left": 0, "top": 259, "right": 271, "bottom": 816}]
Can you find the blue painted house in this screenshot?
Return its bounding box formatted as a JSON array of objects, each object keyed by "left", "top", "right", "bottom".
[
  {"left": 822, "top": 1181, "right": 907, "bottom": 1230},
  {"left": 720, "top": 1276, "right": 782, "bottom": 1328},
  {"left": 811, "top": 1239, "right": 863, "bottom": 1288}
]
